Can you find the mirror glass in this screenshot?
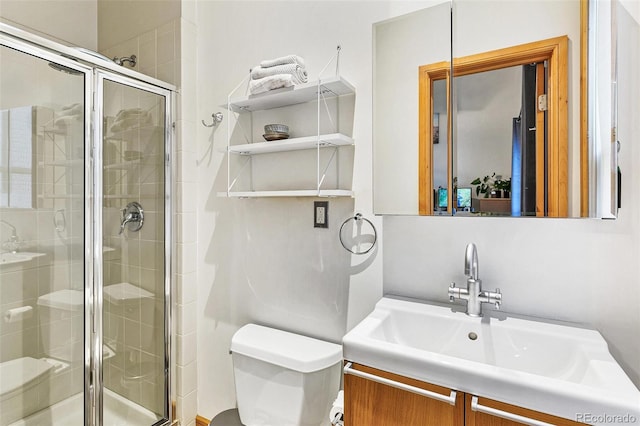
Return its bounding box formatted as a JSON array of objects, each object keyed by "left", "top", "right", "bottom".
[{"left": 373, "top": 0, "right": 618, "bottom": 218}]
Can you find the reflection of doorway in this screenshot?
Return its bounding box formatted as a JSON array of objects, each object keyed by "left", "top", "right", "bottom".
[
  {"left": 511, "top": 62, "right": 548, "bottom": 217},
  {"left": 418, "top": 36, "right": 568, "bottom": 217}
]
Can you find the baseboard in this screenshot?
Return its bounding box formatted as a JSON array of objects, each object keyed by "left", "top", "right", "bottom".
[{"left": 195, "top": 415, "right": 210, "bottom": 426}]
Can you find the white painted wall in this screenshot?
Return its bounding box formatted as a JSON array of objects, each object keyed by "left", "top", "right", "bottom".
[
  {"left": 195, "top": 1, "right": 640, "bottom": 421},
  {"left": 0, "top": 0, "right": 97, "bottom": 49},
  {"left": 194, "top": 1, "right": 428, "bottom": 419},
  {"left": 455, "top": 67, "right": 521, "bottom": 190},
  {"left": 374, "top": 1, "right": 451, "bottom": 214},
  {"left": 384, "top": 1, "right": 640, "bottom": 388}
]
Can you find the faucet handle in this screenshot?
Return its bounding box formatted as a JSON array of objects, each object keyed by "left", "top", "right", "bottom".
[
  {"left": 492, "top": 288, "right": 502, "bottom": 310},
  {"left": 2, "top": 236, "right": 21, "bottom": 253},
  {"left": 448, "top": 282, "right": 458, "bottom": 302}
]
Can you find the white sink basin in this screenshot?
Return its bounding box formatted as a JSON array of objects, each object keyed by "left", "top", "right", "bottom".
[
  {"left": 343, "top": 296, "right": 640, "bottom": 424},
  {"left": 0, "top": 251, "right": 45, "bottom": 266}
]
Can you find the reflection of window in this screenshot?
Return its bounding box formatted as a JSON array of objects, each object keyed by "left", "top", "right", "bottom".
[{"left": 0, "top": 107, "right": 33, "bottom": 208}]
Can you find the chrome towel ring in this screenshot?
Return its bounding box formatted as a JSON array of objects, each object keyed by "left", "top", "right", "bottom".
[{"left": 339, "top": 213, "right": 377, "bottom": 255}]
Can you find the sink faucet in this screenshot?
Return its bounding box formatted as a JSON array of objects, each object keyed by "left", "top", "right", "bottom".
[
  {"left": 448, "top": 243, "right": 501, "bottom": 317},
  {"left": 0, "top": 219, "right": 20, "bottom": 253}
]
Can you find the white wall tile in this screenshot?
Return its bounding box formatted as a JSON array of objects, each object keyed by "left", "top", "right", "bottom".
[
  {"left": 176, "top": 331, "right": 196, "bottom": 366},
  {"left": 177, "top": 360, "right": 197, "bottom": 397},
  {"left": 177, "top": 301, "right": 197, "bottom": 335},
  {"left": 176, "top": 272, "right": 197, "bottom": 305}
]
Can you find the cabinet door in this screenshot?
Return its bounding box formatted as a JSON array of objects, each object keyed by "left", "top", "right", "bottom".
[
  {"left": 465, "top": 394, "right": 587, "bottom": 426},
  {"left": 344, "top": 363, "right": 464, "bottom": 426}
]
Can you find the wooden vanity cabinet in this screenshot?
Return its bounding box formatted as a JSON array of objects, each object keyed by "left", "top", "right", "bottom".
[
  {"left": 344, "top": 363, "right": 464, "bottom": 426},
  {"left": 465, "top": 394, "right": 586, "bottom": 426},
  {"left": 344, "top": 363, "right": 587, "bottom": 426}
]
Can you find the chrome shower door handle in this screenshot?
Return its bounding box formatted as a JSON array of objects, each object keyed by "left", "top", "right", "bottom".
[{"left": 119, "top": 202, "right": 144, "bottom": 235}]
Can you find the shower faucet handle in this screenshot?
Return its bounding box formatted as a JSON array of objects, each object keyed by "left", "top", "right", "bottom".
[{"left": 119, "top": 202, "right": 144, "bottom": 235}]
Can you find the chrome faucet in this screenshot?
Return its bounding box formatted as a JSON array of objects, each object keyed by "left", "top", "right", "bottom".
[
  {"left": 448, "top": 243, "right": 501, "bottom": 317},
  {"left": 0, "top": 219, "right": 20, "bottom": 253}
]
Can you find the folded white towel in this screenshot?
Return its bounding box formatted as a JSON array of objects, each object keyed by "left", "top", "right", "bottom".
[
  {"left": 260, "top": 54, "right": 305, "bottom": 69},
  {"left": 110, "top": 109, "right": 152, "bottom": 133},
  {"left": 114, "top": 108, "right": 147, "bottom": 121},
  {"left": 251, "top": 63, "right": 308, "bottom": 84},
  {"left": 61, "top": 103, "right": 82, "bottom": 114},
  {"left": 249, "top": 74, "right": 294, "bottom": 95}
]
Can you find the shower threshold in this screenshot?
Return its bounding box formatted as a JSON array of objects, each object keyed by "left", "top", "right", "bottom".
[{"left": 9, "top": 388, "right": 159, "bottom": 426}]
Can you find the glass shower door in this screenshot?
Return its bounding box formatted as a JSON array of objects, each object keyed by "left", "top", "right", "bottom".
[
  {"left": 0, "top": 41, "right": 90, "bottom": 425},
  {"left": 97, "top": 73, "right": 171, "bottom": 426}
]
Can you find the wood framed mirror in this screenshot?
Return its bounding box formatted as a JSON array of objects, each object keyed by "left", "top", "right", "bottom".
[
  {"left": 418, "top": 36, "right": 568, "bottom": 217},
  {"left": 373, "top": 0, "right": 618, "bottom": 218}
]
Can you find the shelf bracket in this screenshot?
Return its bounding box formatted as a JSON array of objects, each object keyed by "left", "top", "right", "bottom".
[
  {"left": 228, "top": 156, "right": 251, "bottom": 192},
  {"left": 317, "top": 146, "right": 339, "bottom": 192}
]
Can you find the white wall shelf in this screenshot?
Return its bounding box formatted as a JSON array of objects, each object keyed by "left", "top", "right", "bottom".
[
  {"left": 228, "top": 133, "right": 353, "bottom": 155},
  {"left": 227, "top": 190, "right": 354, "bottom": 198},
  {"left": 228, "top": 76, "right": 355, "bottom": 112},
  {"left": 38, "top": 159, "right": 83, "bottom": 167},
  {"left": 225, "top": 52, "right": 355, "bottom": 198}
]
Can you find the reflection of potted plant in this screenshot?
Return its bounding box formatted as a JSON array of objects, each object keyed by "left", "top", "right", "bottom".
[
  {"left": 471, "top": 173, "right": 495, "bottom": 198},
  {"left": 494, "top": 178, "right": 511, "bottom": 198}
]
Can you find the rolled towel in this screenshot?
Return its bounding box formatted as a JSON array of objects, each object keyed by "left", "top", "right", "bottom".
[
  {"left": 251, "top": 63, "right": 308, "bottom": 84},
  {"left": 61, "top": 103, "right": 82, "bottom": 114},
  {"left": 110, "top": 109, "right": 152, "bottom": 133},
  {"left": 249, "top": 74, "right": 294, "bottom": 95},
  {"left": 114, "top": 108, "right": 148, "bottom": 121},
  {"left": 260, "top": 54, "right": 305, "bottom": 68}
]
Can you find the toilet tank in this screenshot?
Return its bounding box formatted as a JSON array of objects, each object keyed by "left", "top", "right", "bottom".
[
  {"left": 37, "top": 289, "right": 83, "bottom": 362},
  {"left": 231, "top": 324, "right": 342, "bottom": 426}
]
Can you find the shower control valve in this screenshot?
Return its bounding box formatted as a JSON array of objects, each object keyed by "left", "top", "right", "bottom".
[{"left": 119, "top": 202, "right": 144, "bottom": 235}]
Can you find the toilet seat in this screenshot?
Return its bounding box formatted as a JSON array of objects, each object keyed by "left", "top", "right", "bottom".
[{"left": 0, "top": 357, "right": 53, "bottom": 402}]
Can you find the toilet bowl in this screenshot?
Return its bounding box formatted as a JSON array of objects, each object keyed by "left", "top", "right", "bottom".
[
  {"left": 0, "top": 357, "right": 53, "bottom": 425},
  {"left": 0, "top": 289, "right": 84, "bottom": 425},
  {"left": 231, "top": 324, "right": 342, "bottom": 426}
]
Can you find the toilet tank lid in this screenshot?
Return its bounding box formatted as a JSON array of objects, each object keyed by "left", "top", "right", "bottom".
[
  {"left": 231, "top": 324, "right": 342, "bottom": 373},
  {"left": 37, "top": 289, "right": 83, "bottom": 311}
]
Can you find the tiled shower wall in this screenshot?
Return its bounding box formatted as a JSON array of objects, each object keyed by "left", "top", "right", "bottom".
[
  {"left": 100, "top": 19, "right": 180, "bottom": 87},
  {"left": 175, "top": 9, "right": 198, "bottom": 425}
]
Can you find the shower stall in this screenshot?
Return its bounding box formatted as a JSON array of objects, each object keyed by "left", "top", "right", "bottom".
[{"left": 0, "top": 23, "right": 173, "bottom": 426}]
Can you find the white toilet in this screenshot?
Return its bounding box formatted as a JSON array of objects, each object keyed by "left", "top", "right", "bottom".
[
  {"left": 231, "top": 324, "right": 342, "bottom": 426},
  {"left": 37, "top": 288, "right": 84, "bottom": 363},
  {"left": 0, "top": 289, "right": 84, "bottom": 425}
]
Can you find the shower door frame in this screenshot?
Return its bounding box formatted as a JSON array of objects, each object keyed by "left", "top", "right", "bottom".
[
  {"left": 0, "top": 23, "right": 175, "bottom": 426},
  {"left": 93, "top": 70, "right": 174, "bottom": 426}
]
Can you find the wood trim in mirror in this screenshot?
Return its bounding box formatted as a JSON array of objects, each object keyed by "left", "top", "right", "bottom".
[
  {"left": 536, "top": 62, "right": 546, "bottom": 217},
  {"left": 418, "top": 36, "right": 569, "bottom": 217},
  {"left": 580, "top": 0, "right": 589, "bottom": 217},
  {"left": 418, "top": 62, "right": 449, "bottom": 215}
]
